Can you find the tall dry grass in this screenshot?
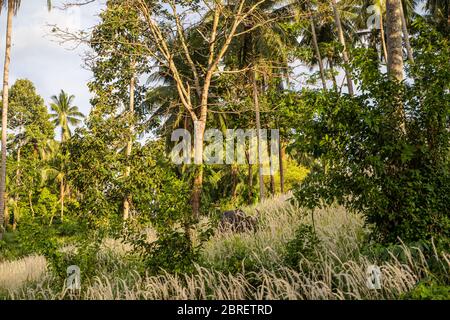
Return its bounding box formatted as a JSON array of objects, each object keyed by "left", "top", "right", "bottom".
[
  {"left": 0, "top": 255, "right": 47, "bottom": 293},
  {"left": 14, "top": 247, "right": 447, "bottom": 300},
  {"left": 2, "top": 194, "right": 449, "bottom": 300},
  {"left": 203, "top": 194, "right": 366, "bottom": 270}
]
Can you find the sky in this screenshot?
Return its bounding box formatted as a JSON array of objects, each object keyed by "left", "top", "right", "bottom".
[{"left": 0, "top": 0, "right": 105, "bottom": 117}]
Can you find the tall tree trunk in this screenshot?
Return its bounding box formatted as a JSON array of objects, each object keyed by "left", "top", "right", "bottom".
[
  {"left": 448, "top": 5, "right": 450, "bottom": 28},
  {"left": 4, "top": 200, "right": 8, "bottom": 231},
  {"left": 191, "top": 120, "right": 205, "bottom": 219},
  {"left": 309, "top": 12, "right": 327, "bottom": 90},
  {"left": 60, "top": 177, "right": 64, "bottom": 222},
  {"left": 379, "top": 10, "right": 389, "bottom": 63},
  {"left": 246, "top": 149, "right": 253, "bottom": 203},
  {"left": 399, "top": 0, "right": 414, "bottom": 64},
  {"left": 123, "top": 66, "right": 136, "bottom": 221},
  {"left": 386, "top": 0, "right": 406, "bottom": 133},
  {"left": 231, "top": 164, "right": 238, "bottom": 199},
  {"left": 328, "top": 58, "right": 338, "bottom": 91},
  {"left": 13, "top": 144, "right": 21, "bottom": 228},
  {"left": 279, "top": 140, "right": 285, "bottom": 194},
  {"left": 270, "top": 174, "right": 275, "bottom": 195},
  {"left": 0, "top": 0, "right": 14, "bottom": 240},
  {"left": 386, "top": 0, "right": 404, "bottom": 81},
  {"left": 15, "top": 144, "right": 21, "bottom": 191},
  {"left": 61, "top": 124, "right": 66, "bottom": 143},
  {"left": 330, "top": 0, "right": 354, "bottom": 96},
  {"left": 253, "top": 70, "right": 265, "bottom": 201}
]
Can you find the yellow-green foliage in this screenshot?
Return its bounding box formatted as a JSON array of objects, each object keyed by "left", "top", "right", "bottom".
[{"left": 264, "top": 158, "right": 309, "bottom": 193}]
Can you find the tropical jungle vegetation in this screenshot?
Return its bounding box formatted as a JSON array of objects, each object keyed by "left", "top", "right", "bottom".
[{"left": 0, "top": 0, "right": 448, "bottom": 300}]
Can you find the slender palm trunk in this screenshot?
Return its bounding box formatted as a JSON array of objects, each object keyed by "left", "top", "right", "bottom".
[
  {"left": 386, "top": 0, "right": 404, "bottom": 81},
  {"left": 123, "top": 66, "right": 136, "bottom": 221},
  {"left": 399, "top": 0, "right": 414, "bottom": 63},
  {"left": 15, "top": 146, "right": 21, "bottom": 187},
  {"left": 270, "top": 174, "right": 275, "bottom": 195},
  {"left": 328, "top": 58, "right": 338, "bottom": 91},
  {"left": 330, "top": 0, "right": 354, "bottom": 96},
  {"left": 14, "top": 144, "right": 21, "bottom": 228},
  {"left": 309, "top": 12, "right": 327, "bottom": 90},
  {"left": 231, "top": 164, "right": 238, "bottom": 199},
  {"left": 60, "top": 177, "right": 64, "bottom": 221},
  {"left": 386, "top": 0, "right": 406, "bottom": 133},
  {"left": 0, "top": 1, "right": 14, "bottom": 240},
  {"left": 246, "top": 149, "right": 253, "bottom": 203},
  {"left": 253, "top": 70, "right": 265, "bottom": 201},
  {"left": 379, "top": 11, "right": 389, "bottom": 63},
  {"left": 279, "top": 140, "right": 285, "bottom": 194}
]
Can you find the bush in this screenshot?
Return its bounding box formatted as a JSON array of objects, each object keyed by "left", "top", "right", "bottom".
[
  {"left": 288, "top": 21, "right": 450, "bottom": 246},
  {"left": 283, "top": 225, "right": 320, "bottom": 270},
  {"left": 134, "top": 229, "right": 201, "bottom": 275},
  {"left": 15, "top": 215, "right": 105, "bottom": 284},
  {"left": 404, "top": 279, "right": 450, "bottom": 300},
  {"left": 202, "top": 236, "right": 265, "bottom": 275}
]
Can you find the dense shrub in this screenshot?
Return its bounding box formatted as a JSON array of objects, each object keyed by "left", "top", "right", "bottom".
[
  {"left": 283, "top": 225, "right": 320, "bottom": 270},
  {"left": 404, "top": 279, "right": 450, "bottom": 300},
  {"left": 287, "top": 21, "right": 450, "bottom": 247}
]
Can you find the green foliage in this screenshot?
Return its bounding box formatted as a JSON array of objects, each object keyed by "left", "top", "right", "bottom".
[
  {"left": 202, "top": 236, "right": 265, "bottom": 275},
  {"left": 137, "top": 230, "right": 201, "bottom": 275},
  {"left": 15, "top": 216, "right": 63, "bottom": 274},
  {"left": 8, "top": 79, "right": 54, "bottom": 137},
  {"left": 15, "top": 214, "right": 104, "bottom": 282},
  {"left": 404, "top": 279, "right": 450, "bottom": 300},
  {"left": 34, "top": 188, "right": 59, "bottom": 225},
  {"left": 288, "top": 22, "right": 450, "bottom": 246},
  {"left": 121, "top": 155, "right": 213, "bottom": 275},
  {"left": 283, "top": 224, "right": 320, "bottom": 270}
]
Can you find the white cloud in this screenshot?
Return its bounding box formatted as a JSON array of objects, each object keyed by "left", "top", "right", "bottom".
[{"left": 0, "top": 0, "right": 104, "bottom": 116}]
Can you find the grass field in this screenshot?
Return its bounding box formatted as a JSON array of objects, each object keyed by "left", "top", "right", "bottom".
[{"left": 1, "top": 195, "right": 448, "bottom": 300}]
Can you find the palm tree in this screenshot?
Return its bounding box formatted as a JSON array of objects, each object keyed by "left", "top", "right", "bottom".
[
  {"left": 330, "top": 0, "right": 355, "bottom": 95},
  {"left": 41, "top": 141, "right": 68, "bottom": 223},
  {"left": 48, "top": 91, "right": 82, "bottom": 221},
  {"left": 224, "top": 0, "right": 295, "bottom": 201},
  {"left": 309, "top": 9, "right": 327, "bottom": 90},
  {"left": 386, "top": 0, "right": 404, "bottom": 81},
  {"left": 297, "top": 1, "right": 357, "bottom": 91},
  {"left": 425, "top": 0, "right": 450, "bottom": 33},
  {"left": 50, "top": 90, "right": 84, "bottom": 143},
  {"left": 399, "top": 0, "right": 414, "bottom": 63},
  {"left": 0, "top": 1, "right": 52, "bottom": 238}
]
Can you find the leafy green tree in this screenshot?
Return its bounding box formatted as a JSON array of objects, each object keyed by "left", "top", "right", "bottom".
[
  {"left": 4, "top": 79, "right": 55, "bottom": 229},
  {"left": 41, "top": 144, "right": 69, "bottom": 223},
  {"left": 0, "top": 0, "right": 52, "bottom": 239},
  {"left": 89, "top": 0, "right": 149, "bottom": 221},
  {"left": 289, "top": 21, "right": 449, "bottom": 246}
]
